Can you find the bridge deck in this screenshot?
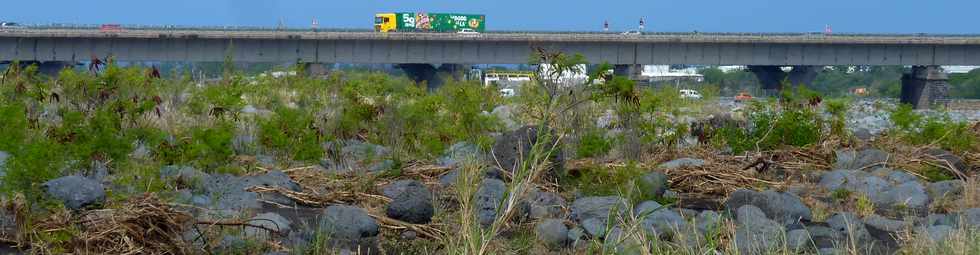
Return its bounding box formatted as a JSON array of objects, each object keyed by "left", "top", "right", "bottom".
[
  {"left": 3, "top": 29, "right": 980, "bottom": 65},
  {"left": 3, "top": 29, "right": 980, "bottom": 45}
]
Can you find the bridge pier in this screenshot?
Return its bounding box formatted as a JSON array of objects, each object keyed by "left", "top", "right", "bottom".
[
  {"left": 398, "top": 63, "right": 466, "bottom": 89},
  {"left": 747, "top": 65, "right": 819, "bottom": 95},
  {"left": 301, "top": 63, "right": 331, "bottom": 77},
  {"left": 6, "top": 61, "right": 77, "bottom": 77},
  {"left": 901, "top": 65, "right": 949, "bottom": 109},
  {"left": 614, "top": 64, "right": 643, "bottom": 81}
]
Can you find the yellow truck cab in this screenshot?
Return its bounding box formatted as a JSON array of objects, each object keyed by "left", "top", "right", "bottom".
[{"left": 375, "top": 13, "right": 397, "bottom": 32}]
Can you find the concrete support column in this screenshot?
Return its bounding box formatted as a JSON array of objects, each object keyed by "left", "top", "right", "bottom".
[
  {"left": 19, "top": 61, "right": 76, "bottom": 77},
  {"left": 748, "top": 65, "right": 819, "bottom": 96},
  {"left": 398, "top": 63, "right": 467, "bottom": 89},
  {"left": 302, "top": 63, "right": 331, "bottom": 77},
  {"left": 614, "top": 64, "right": 643, "bottom": 80},
  {"left": 901, "top": 65, "right": 950, "bottom": 109}
]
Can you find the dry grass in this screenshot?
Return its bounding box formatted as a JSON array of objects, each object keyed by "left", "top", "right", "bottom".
[{"left": 19, "top": 194, "right": 192, "bottom": 255}]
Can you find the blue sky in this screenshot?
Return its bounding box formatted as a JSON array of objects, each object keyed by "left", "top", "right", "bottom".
[{"left": 1, "top": 0, "right": 977, "bottom": 33}]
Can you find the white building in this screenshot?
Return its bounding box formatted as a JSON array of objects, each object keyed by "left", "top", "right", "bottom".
[
  {"left": 943, "top": 66, "right": 979, "bottom": 74},
  {"left": 642, "top": 65, "right": 704, "bottom": 82},
  {"left": 538, "top": 64, "right": 589, "bottom": 85}
]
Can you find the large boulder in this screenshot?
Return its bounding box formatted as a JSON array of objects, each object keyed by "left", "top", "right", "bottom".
[
  {"left": 535, "top": 219, "right": 569, "bottom": 249},
  {"left": 570, "top": 196, "right": 628, "bottom": 223},
  {"left": 826, "top": 212, "right": 887, "bottom": 253},
  {"left": 523, "top": 190, "right": 567, "bottom": 220},
  {"left": 570, "top": 196, "right": 628, "bottom": 239},
  {"left": 160, "top": 165, "right": 209, "bottom": 189},
  {"left": 436, "top": 142, "right": 485, "bottom": 168},
  {"left": 43, "top": 176, "right": 106, "bottom": 210},
  {"left": 317, "top": 205, "right": 381, "bottom": 254},
  {"left": 863, "top": 214, "right": 912, "bottom": 233},
  {"left": 819, "top": 170, "right": 866, "bottom": 191},
  {"left": 878, "top": 181, "right": 930, "bottom": 215},
  {"left": 923, "top": 225, "right": 954, "bottom": 242},
  {"left": 0, "top": 151, "right": 9, "bottom": 179},
  {"left": 636, "top": 172, "right": 669, "bottom": 199},
  {"left": 244, "top": 212, "right": 292, "bottom": 241},
  {"left": 786, "top": 229, "right": 812, "bottom": 252},
  {"left": 438, "top": 168, "right": 505, "bottom": 187},
  {"left": 724, "top": 189, "right": 812, "bottom": 226},
  {"left": 382, "top": 180, "right": 434, "bottom": 224},
  {"left": 475, "top": 179, "right": 507, "bottom": 227},
  {"left": 924, "top": 149, "right": 968, "bottom": 173},
  {"left": 695, "top": 210, "right": 722, "bottom": 234},
  {"left": 733, "top": 205, "right": 785, "bottom": 255},
  {"left": 199, "top": 170, "right": 302, "bottom": 210},
  {"left": 657, "top": 158, "right": 705, "bottom": 170},
  {"left": 927, "top": 180, "right": 965, "bottom": 202},
  {"left": 634, "top": 201, "right": 687, "bottom": 238},
  {"left": 961, "top": 208, "right": 980, "bottom": 228},
  {"left": 320, "top": 140, "right": 394, "bottom": 173},
  {"left": 490, "top": 126, "right": 563, "bottom": 175},
  {"left": 872, "top": 168, "right": 917, "bottom": 184},
  {"left": 834, "top": 148, "right": 889, "bottom": 170}
]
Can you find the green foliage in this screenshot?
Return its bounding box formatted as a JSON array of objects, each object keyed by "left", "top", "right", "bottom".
[
  {"left": 259, "top": 107, "right": 325, "bottom": 162},
  {"left": 949, "top": 69, "right": 980, "bottom": 99},
  {"left": 714, "top": 100, "right": 824, "bottom": 154},
  {"left": 825, "top": 98, "right": 850, "bottom": 138},
  {"left": 0, "top": 103, "right": 28, "bottom": 152},
  {"left": 1, "top": 139, "right": 66, "bottom": 198},
  {"left": 577, "top": 130, "right": 612, "bottom": 158},
  {"left": 154, "top": 121, "right": 236, "bottom": 171},
  {"left": 563, "top": 163, "right": 666, "bottom": 204},
  {"left": 921, "top": 166, "right": 955, "bottom": 182},
  {"left": 831, "top": 188, "right": 852, "bottom": 201},
  {"left": 890, "top": 104, "right": 977, "bottom": 152},
  {"left": 51, "top": 108, "right": 133, "bottom": 164}
]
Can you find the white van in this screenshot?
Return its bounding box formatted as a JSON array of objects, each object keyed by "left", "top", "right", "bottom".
[{"left": 679, "top": 89, "right": 702, "bottom": 99}]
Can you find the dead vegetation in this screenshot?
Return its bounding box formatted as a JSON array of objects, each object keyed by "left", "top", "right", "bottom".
[{"left": 15, "top": 194, "right": 192, "bottom": 255}]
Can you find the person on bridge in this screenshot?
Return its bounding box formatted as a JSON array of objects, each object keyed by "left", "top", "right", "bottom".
[{"left": 604, "top": 20, "right": 609, "bottom": 32}]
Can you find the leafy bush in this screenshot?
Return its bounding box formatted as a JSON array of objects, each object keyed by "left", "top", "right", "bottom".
[
  {"left": 714, "top": 101, "right": 824, "bottom": 154},
  {"left": 259, "top": 107, "right": 325, "bottom": 162},
  {"left": 154, "top": 121, "right": 236, "bottom": 171},
  {"left": 825, "top": 98, "right": 850, "bottom": 138},
  {"left": 1, "top": 139, "right": 66, "bottom": 199},
  {"left": 890, "top": 104, "right": 977, "bottom": 152},
  {"left": 0, "top": 103, "right": 28, "bottom": 152},
  {"left": 576, "top": 130, "right": 612, "bottom": 158}
]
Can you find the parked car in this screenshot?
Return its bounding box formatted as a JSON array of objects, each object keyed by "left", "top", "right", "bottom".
[
  {"left": 735, "top": 92, "right": 753, "bottom": 102},
  {"left": 457, "top": 28, "right": 479, "bottom": 34},
  {"left": 679, "top": 89, "right": 702, "bottom": 99},
  {"left": 621, "top": 30, "right": 642, "bottom": 36},
  {"left": 100, "top": 24, "right": 123, "bottom": 32},
  {"left": 500, "top": 88, "right": 515, "bottom": 97},
  {"left": 0, "top": 22, "right": 23, "bottom": 29}
]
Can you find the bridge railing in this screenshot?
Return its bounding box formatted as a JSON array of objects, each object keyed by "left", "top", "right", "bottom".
[{"left": 13, "top": 23, "right": 980, "bottom": 38}]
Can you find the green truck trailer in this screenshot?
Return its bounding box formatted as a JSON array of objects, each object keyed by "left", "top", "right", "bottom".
[{"left": 375, "top": 13, "right": 485, "bottom": 33}]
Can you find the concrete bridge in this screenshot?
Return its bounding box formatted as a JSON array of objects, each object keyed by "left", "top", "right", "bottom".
[{"left": 3, "top": 29, "right": 980, "bottom": 107}]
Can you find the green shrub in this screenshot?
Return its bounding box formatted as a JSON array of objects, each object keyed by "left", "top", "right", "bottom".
[
  {"left": 155, "top": 121, "right": 236, "bottom": 171},
  {"left": 577, "top": 130, "right": 612, "bottom": 158},
  {"left": 259, "top": 107, "right": 325, "bottom": 162},
  {"left": 0, "top": 103, "right": 28, "bottom": 152},
  {"left": 714, "top": 101, "right": 824, "bottom": 154},
  {"left": 889, "top": 104, "right": 977, "bottom": 152},
  {"left": 825, "top": 98, "right": 850, "bottom": 138},
  {"left": 1, "top": 139, "right": 66, "bottom": 198}
]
